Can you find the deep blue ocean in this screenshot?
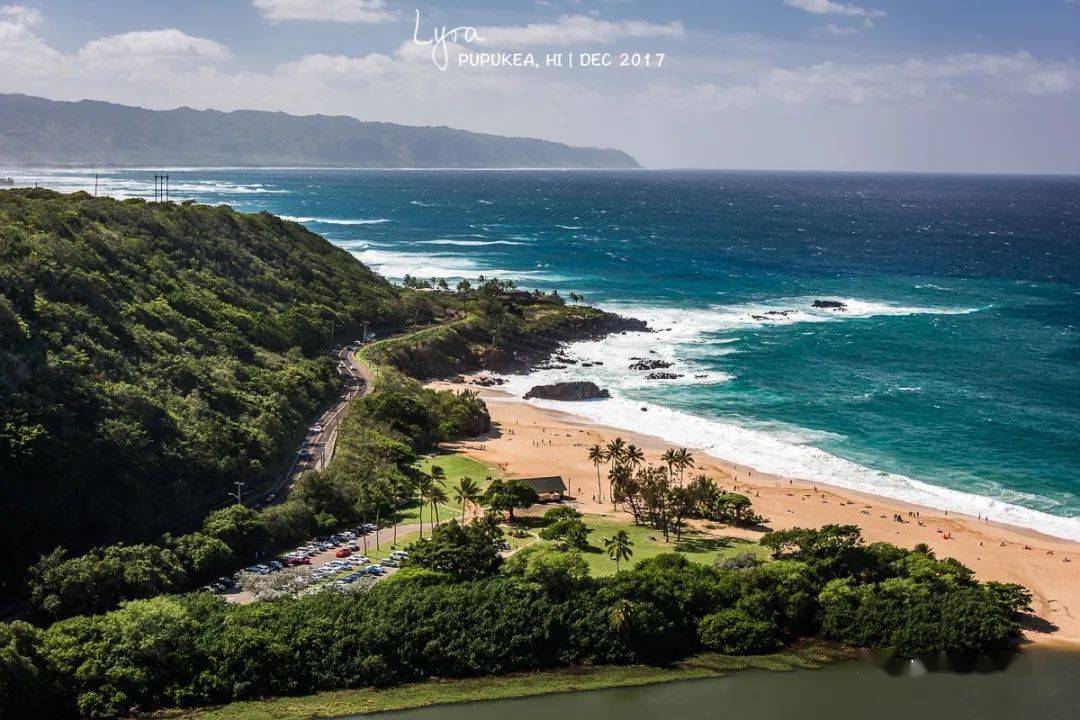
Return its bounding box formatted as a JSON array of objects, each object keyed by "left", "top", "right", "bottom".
[{"left": 16, "top": 168, "right": 1080, "bottom": 539}]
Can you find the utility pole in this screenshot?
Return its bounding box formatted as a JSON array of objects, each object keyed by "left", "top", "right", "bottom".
[
  {"left": 165, "top": 174, "right": 170, "bottom": 203},
  {"left": 228, "top": 481, "right": 245, "bottom": 505},
  {"left": 94, "top": 173, "right": 98, "bottom": 197},
  {"left": 362, "top": 320, "right": 370, "bottom": 343}
]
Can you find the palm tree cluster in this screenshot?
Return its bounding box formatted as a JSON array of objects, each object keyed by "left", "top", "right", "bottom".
[{"left": 585, "top": 440, "right": 763, "bottom": 541}]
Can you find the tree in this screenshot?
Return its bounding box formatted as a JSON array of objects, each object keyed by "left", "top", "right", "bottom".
[
  {"left": 624, "top": 444, "right": 645, "bottom": 469},
  {"left": 503, "top": 544, "right": 588, "bottom": 591},
  {"left": 201, "top": 504, "right": 270, "bottom": 560},
  {"left": 587, "top": 444, "right": 607, "bottom": 502},
  {"left": 605, "top": 437, "right": 627, "bottom": 468},
  {"left": 28, "top": 544, "right": 187, "bottom": 620},
  {"left": 538, "top": 517, "right": 590, "bottom": 549},
  {"left": 661, "top": 449, "right": 678, "bottom": 482},
  {"left": 428, "top": 484, "right": 449, "bottom": 527},
  {"left": 482, "top": 479, "right": 538, "bottom": 521},
  {"left": 388, "top": 476, "right": 413, "bottom": 546},
  {"left": 405, "top": 519, "right": 503, "bottom": 580},
  {"left": 453, "top": 476, "right": 482, "bottom": 520},
  {"left": 414, "top": 474, "right": 434, "bottom": 538},
  {"left": 171, "top": 532, "right": 234, "bottom": 580},
  {"left": 603, "top": 530, "right": 634, "bottom": 572},
  {"left": 673, "top": 449, "right": 695, "bottom": 486}
]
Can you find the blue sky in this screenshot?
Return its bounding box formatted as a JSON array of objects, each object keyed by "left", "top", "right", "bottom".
[{"left": 2, "top": 1, "right": 1079, "bottom": 171}]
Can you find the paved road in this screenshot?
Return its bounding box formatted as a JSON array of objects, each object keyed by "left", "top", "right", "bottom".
[{"left": 258, "top": 346, "right": 371, "bottom": 505}]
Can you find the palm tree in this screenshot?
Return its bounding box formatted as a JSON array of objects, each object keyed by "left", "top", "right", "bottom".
[
  {"left": 389, "top": 477, "right": 411, "bottom": 547},
  {"left": 674, "top": 448, "right": 695, "bottom": 486},
  {"left": 428, "top": 484, "right": 449, "bottom": 527},
  {"left": 453, "top": 476, "right": 481, "bottom": 520},
  {"left": 587, "top": 444, "right": 608, "bottom": 502},
  {"left": 661, "top": 448, "right": 679, "bottom": 481},
  {"left": 603, "top": 530, "right": 634, "bottom": 571},
  {"left": 605, "top": 437, "right": 627, "bottom": 468},
  {"left": 414, "top": 474, "right": 434, "bottom": 538},
  {"left": 624, "top": 444, "right": 645, "bottom": 469}
]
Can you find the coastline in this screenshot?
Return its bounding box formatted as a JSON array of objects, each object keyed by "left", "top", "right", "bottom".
[{"left": 431, "top": 381, "right": 1080, "bottom": 648}]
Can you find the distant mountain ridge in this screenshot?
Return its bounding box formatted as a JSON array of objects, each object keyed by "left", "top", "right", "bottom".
[{"left": 0, "top": 93, "right": 640, "bottom": 169}]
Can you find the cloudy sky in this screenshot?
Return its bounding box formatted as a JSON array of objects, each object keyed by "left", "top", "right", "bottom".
[{"left": 2, "top": 0, "right": 1079, "bottom": 171}]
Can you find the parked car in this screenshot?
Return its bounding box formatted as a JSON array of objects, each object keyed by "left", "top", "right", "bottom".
[
  {"left": 366, "top": 566, "right": 384, "bottom": 575},
  {"left": 335, "top": 548, "right": 352, "bottom": 558},
  {"left": 380, "top": 558, "right": 399, "bottom": 568},
  {"left": 389, "top": 550, "right": 409, "bottom": 560},
  {"left": 310, "top": 424, "right": 324, "bottom": 433}
]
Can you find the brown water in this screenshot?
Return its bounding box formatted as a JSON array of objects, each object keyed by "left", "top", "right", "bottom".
[{"left": 354, "top": 648, "right": 1080, "bottom": 720}]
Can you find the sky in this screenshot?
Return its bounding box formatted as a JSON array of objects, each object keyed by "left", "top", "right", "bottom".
[{"left": 1, "top": 0, "right": 1079, "bottom": 172}]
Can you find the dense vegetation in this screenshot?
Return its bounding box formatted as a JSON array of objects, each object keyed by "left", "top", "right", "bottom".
[
  {"left": 25, "top": 370, "right": 489, "bottom": 621},
  {"left": 1, "top": 523, "right": 1029, "bottom": 719},
  {"left": 0, "top": 189, "right": 408, "bottom": 591}
]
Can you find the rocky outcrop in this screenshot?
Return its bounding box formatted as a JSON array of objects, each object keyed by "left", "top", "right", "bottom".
[
  {"left": 646, "top": 372, "right": 683, "bottom": 380},
  {"left": 630, "top": 359, "right": 673, "bottom": 371},
  {"left": 812, "top": 300, "right": 847, "bottom": 310},
  {"left": 524, "top": 382, "right": 611, "bottom": 401}
]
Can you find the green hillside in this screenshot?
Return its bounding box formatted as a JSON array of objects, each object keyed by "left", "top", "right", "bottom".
[{"left": 0, "top": 189, "right": 404, "bottom": 590}]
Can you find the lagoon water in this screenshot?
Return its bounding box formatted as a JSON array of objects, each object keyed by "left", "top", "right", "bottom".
[
  {"left": 15, "top": 169, "right": 1080, "bottom": 539},
  {"left": 353, "top": 648, "right": 1080, "bottom": 720}
]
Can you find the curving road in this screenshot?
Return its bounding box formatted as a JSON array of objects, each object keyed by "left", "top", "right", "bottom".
[{"left": 258, "top": 345, "right": 372, "bottom": 505}]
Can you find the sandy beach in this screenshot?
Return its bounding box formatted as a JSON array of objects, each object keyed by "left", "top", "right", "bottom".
[{"left": 431, "top": 381, "right": 1080, "bottom": 648}]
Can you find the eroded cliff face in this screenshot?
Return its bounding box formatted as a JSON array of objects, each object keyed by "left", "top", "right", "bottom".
[{"left": 373, "top": 309, "right": 648, "bottom": 380}]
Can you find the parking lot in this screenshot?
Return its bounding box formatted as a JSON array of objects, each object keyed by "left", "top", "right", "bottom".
[{"left": 214, "top": 524, "right": 413, "bottom": 603}]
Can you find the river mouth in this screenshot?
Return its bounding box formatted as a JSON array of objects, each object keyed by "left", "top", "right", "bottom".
[{"left": 351, "top": 647, "right": 1080, "bottom": 720}]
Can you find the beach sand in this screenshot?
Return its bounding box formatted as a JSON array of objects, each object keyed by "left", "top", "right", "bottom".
[{"left": 431, "top": 381, "right": 1080, "bottom": 647}]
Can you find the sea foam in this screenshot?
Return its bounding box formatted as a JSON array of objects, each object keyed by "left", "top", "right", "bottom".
[{"left": 493, "top": 298, "right": 1080, "bottom": 541}]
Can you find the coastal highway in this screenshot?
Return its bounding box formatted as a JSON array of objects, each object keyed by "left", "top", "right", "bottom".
[{"left": 256, "top": 345, "right": 372, "bottom": 505}]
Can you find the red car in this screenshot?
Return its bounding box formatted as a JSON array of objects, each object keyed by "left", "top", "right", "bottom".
[{"left": 335, "top": 548, "right": 351, "bottom": 558}]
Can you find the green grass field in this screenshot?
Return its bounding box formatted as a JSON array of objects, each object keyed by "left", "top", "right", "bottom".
[
  {"left": 577, "top": 515, "right": 767, "bottom": 576},
  {"left": 397, "top": 453, "right": 501, "bottom": 526}
]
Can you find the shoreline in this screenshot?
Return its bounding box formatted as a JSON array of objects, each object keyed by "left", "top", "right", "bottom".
[
  {"left": 165, "top": 645, "right": 849, "bottom": 720},
  {"left": 432, "top": 381, "right": 1080, "bottom": 647}
]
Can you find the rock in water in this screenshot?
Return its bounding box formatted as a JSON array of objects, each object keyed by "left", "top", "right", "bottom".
[
  {"left": 524, "top": 382, "right": 611, "bottom": 401},
  {"left": 812, "top": 300, "right": 847, "bottom": 310}
]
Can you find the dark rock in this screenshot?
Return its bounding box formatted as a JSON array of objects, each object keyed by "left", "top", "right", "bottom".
[
  {"left": 472, "top": 375, "right": 506, "bottom": 387},
  {"left": 629, "top": 359, "right": 674, "bottom": 371},
  {"left": 646, "top": 372, "right": 683, "bottom": 380},
  {"left": 812, "top": 300, "right": 847, "bottom": 310},
  {"left": 524, "top": 381, "right": 611, "bottom": 401}
]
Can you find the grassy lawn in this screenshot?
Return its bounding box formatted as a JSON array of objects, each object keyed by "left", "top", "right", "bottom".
[
  {"left": 578, "top": 515, "right": 767, "bottom": 577},
  {"left": 398, "top": 453, "right": 501, "bottom": 526},
  {"left": 165, "top": 644, "right": 848, "bottom": 720}
]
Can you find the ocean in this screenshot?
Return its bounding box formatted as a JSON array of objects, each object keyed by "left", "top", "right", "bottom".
[{"left": 12, "top": 168, "right": 1080, "bottom": 540}]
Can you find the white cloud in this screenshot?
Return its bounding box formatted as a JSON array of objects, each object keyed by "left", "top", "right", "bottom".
[
  {"left": 0, "top": 4, "right": 41, "bottom": 26},
  {"left": 784, "top": 0, "right": 886, "bottom": 20},
  {"left": 251, "top": 0, "right": 394, "bottom": 24},
  {"left": 78, "top": 29, "right": 232, "bottom": 66},
  {"left": 813, "top": 23, "right": 861, "bottom": 36},
  {"left": 1, "top": 7, "right": 1078, "bottom": 172},
  {"left": 477, "top": 14, "right": 684, "bottom": 47}
]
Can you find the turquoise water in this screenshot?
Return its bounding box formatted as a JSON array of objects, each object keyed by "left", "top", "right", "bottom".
[{"left": 15, "top": 169, "right": 1080, "bottom": 538}]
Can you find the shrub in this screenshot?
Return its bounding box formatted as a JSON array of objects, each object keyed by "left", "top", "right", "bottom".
[
  {"left": 538, "top": 518, "right": 590, "bottom": 549},
  {"left": 698, "top": 608, "right": 783, "bottom": 654}
]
